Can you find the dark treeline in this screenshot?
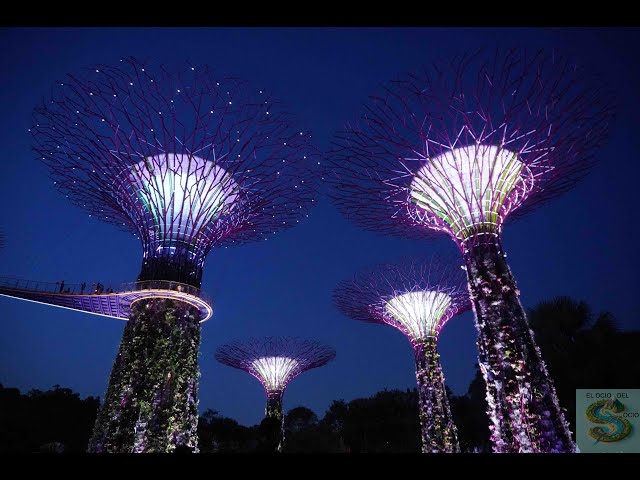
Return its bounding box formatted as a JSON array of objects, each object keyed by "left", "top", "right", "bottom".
[
  {"left": 1, "top": 296, "right": 638, "bottom": 453},
  {"left": 0, "top": 384, "right": 100, "bottom": 453}
]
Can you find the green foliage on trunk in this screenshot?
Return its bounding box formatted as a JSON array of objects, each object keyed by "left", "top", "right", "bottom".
[
  {"left": 88, "top": 298, "right": 201, "bottom": 453},
  {"left": 414, "top": 338, "right": 459, "bottom": 452},
  {"left": 464, "top": 242, "right": 575, "bottom": 452}
]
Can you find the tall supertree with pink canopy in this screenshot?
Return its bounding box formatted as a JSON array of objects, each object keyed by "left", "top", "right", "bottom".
[
  {"left": 30, "top": 58, "right": 318, "bottom": 452},
  {"left": 215, "top": 337, "right": 335, "bottom": 451},
  {"left": 333, "top": 257, "right": 470, "bottom": 453},
  {"left": 327, "top": 50, "right": 614, "bottom": 452}
]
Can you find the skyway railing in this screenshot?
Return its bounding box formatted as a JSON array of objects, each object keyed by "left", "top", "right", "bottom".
[{"left": 0, "top": 276, "right": 211, "bottom": 306}]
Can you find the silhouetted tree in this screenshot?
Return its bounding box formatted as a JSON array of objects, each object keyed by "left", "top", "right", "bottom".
[
  {"left": 0, "top": 384, "right": 99, "bottom": 452},
  {"left": 319, "top": 400, "right": 350, "bottom": 452},
  {"left": 528, "top": 296, "right": 640, "bottom": 437},
  {"left": 285, "top": 406, "right": 318, "bottom": 433},
  {"left": 282, "top": 406, "right": 339, "bottom": 452},
  {"left": 449, "top": 371, "right": 492, "bottom": 452},
  {"left": 336, "top": 389, "right": 421, "bottom": 453},
  {"left": 255, "top": 416, "right": 282, "bottom": 452},
  {"left": 197, "top": 408, "right": 253, "bottom": 452}
]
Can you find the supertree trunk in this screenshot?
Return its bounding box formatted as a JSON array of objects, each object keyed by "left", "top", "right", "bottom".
[
  {"left": 463, "top": 240, "right": 575, "bottom": 453},
  {"left": 265, "top": 390, "right": 284, "bottom": 420},
  {"left": 265, "top": 390, "right": 285, "bottom": 452},
  {"left": 88, "top": 299, "right": 201, "bottom": 453},
  {"left": 414, "top": 338, "right": 459, "bottom": 453}
]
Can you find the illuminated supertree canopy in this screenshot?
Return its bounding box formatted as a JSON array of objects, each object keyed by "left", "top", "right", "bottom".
[
  {"left": 215, "top": 337, "right": 335, "bottom": 451},
  {"left": 30, "top": 57, "right": 319, "bottom": 453},
  {"left": 33, "top": 57, "right": 318, "bottom": 288},
  {"left": 333, "top": 257, "right": 470, "bottom": 453},
  {"left": 327, "top": 49, "right": 614, "bottom": 453}
]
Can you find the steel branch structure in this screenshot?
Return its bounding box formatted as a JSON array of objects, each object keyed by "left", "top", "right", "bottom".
[
  {"left": 25, "top": 57, "right": 318, "bottom": 453},
  {"left": 328, "top": 49, "right": 614, "bottom": 453},
  {"left": 33, "top": 58, "right": 317, "bottom": 287},
  {"left": 333, "top": 257, "right": 470, "bottom": 453},
  {"left": 215, "top": 337, "right": 335, "bottom": 451}
]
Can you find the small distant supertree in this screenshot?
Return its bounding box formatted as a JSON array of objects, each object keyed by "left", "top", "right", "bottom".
[
  {"left": 333, "top": 257, "right": 470, "bottom": 453},
  {"left": 31, "top": 58, "right": 318, "bottom": 452},
  {"left": 0, "top": 231, "right": 4, "bottom": 249},
  {"left": 215, "top": 337, "right": 335, "bottom": 451},
  {"left": 328, "top": 50, "right": 614, "bottom": 452}
]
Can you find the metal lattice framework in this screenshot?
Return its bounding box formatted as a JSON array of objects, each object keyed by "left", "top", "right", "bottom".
[
  {"left": 327, "top": 50, "right": 614, "bottom": 453},
  {"left": 215, "top": 337, "right": 336, "bottom": 396},
  {"left": 328, "top": 49, "right": 613, "bottom": 250},
  {"left": 32, "top": 57, "right": 319, "bottom": 287},
  {"left": 333, "top": 257, "right": 470, "bottom": 344},
  {"left": 333, "top": 257, "right": 470, "bottom": 453}
]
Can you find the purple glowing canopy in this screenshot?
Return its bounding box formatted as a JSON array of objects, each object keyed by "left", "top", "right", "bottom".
[
  {"left": 333, "top": 257, "right": 470, "bottom": 343},
  {"left": 215, "top": 337, "right": 336, "bottom": 393},
  {"left": 328, "top": 49, "right": 614, "bottom": 249},
  {"left": 32, "top": 57, "right": 319, "bottom": 285}
]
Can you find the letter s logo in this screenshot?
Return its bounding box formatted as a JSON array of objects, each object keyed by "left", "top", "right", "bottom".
[{"left": 586, "top": 399, "right": 633, "bottom": 443}]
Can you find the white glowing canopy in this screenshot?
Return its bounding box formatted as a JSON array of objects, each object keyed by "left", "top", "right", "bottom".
[
  {"left": 130, "top": 153, "right": 238, "bottom": 246},
  {"left": 410, "top": 145, "right": 532, "bottom": 240},
  {"left": 251, "top": 356, "right": 300, "bottom": 392},
  {"left": 384, "top": 290, "right": 452, "bottom": 340}
]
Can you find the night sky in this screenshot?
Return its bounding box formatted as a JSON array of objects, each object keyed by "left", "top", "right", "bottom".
[{"left": 1, "top": 27, "right": 638, "bottom": 427}]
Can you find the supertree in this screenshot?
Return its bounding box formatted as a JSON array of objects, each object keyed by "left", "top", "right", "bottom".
[
  {"left": 327, "top": 50, "right": 614, "bottom": 453},
  {"left": 333, "top": 257, "right": 470, "bottom": 453},
  {"left": 215, "top": 337, "right": 335, "bottom": 451},
  {"left": 29, "top": 58, "right": 318, "bottom": 453},
  {"left": 0, "top": 231, "right": 4, "bottom": 249}
]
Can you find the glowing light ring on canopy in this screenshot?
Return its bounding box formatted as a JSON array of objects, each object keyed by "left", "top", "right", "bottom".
[{"left": 128, "top": 291, "right": 213, "bottom": 322}]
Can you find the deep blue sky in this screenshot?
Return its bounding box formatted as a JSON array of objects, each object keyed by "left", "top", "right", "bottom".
[{"left": 0, "top": 27, "right": 638, "bottom": 427}]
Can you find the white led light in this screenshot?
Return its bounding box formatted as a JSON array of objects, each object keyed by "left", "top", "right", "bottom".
[
  {"left": 251, "top": 356, "right": 299, "bottom": 391},
  {"left": 410, "top": 145, "right": 532, "bottom": 240},
  {"left": 126, "top": 153, "right": 239, "bottom": 251},
  {"left": 385, "top": 290, "right": 452, "bottom": 340}
]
